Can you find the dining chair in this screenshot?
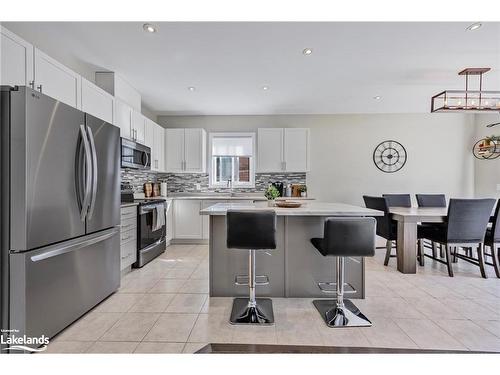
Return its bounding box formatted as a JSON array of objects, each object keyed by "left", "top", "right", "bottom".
[
  {"left": 418, "top": 198, "right": 496, "bottom": 277},
  {"left": 363, "top": 196, "right": 397, "bottom": 266},
  {"left": 484, "top": 200, "right": 500, "bottom": 278},
  {"left": 416, "top": 194, "right": 447, "bottom": 259},
  {"left": 383, "top": 194, "right": 412, "bottom": 207}
]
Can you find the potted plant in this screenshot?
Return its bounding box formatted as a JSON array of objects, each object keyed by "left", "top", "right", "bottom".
[
  {"left": 299, "top": 185, "right": 307, "bottom": 198},
  {"left": 264, "top": 185, "right": 280, "bottom": 207}
]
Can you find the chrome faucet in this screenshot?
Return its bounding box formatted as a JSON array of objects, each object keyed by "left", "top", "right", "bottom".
[{"left": 227, "top": 178, "right": 233, "bottom": 195}]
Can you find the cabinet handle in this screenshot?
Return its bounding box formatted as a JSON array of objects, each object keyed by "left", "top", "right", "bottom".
[
  {"left": 29, "top": 81, "right": 35, "bottom": 89},
  {"left": 37, "top": 84, "right": 43, "bottom": 93},
  {"left": 283, "top": 161, "right": 286, "bottom": 171},
  {"left": 121, "top": 253, "right": 131, "bottom": 260},
  {"left": 121, "top": 234, "right": 132, "bottom": 241}
]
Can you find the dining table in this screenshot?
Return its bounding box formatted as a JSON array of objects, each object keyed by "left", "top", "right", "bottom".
[{"left": 389, "top": 207, "right": 447, "bottom": 274}]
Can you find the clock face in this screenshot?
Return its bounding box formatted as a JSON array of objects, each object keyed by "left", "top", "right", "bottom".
[{"left": 373, "top": 140, "right": 407, "bottom": 173}]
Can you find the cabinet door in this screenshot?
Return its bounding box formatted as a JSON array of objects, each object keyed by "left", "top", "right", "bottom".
[
  {"left": 184, "top": 129, "right": 206, "bottom": 173},
  {"left": 165, "top": 129, "right": 185, "bottom": 173},
  {"left": 283, "top": 128, "right": 310, "bottom": 172},
  {"left": 0, "top": 26, "right": 34, "bottom": 87},
  {"left": 131, "top": 111, "right": 145, "bottom": 143},
  {"left": 155, "top": 124, "right": 165, "bottom": 172},
  {"left": 34, "top": 48, "right": 81, "bottom": 109},
  {"left": 257, "top": 128, "right": 284, "bottom": 172},
  {"left": 165, "top": 200, "right": 174, "bottom": 242},
  {"left": 81, "top": 78, "right": 113, "bottom": 123},
  {"left": 114, "top": 100, "right": 132, "bottom": 139},
  {"left": 173, "top": 200, "right": 203, "bottom": 239}
]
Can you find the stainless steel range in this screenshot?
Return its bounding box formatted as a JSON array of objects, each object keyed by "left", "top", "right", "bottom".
[{"left": 121, "top": 187, "right": 166, "bottom": 267}]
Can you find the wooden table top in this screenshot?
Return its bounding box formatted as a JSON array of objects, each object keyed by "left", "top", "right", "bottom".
[{"left": 389, "top": 207, "right": 447, "bottom": 223}]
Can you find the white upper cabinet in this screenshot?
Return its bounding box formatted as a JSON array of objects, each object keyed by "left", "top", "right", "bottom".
[
  {"left": 165, "top": 128, "right": 206, "bottom": 173},
  {"left": 257, "top": 128, "right": 310, "bottom": 172},
  {"left": 154, "top": 124, "right": 165, "bottom": 172},
  {"left": 283, "top": 128, "right": 310, "bottom": 172},
  {"left": 80, "top": 78, "right": 114, "bottom": 123},
  {"left": 257, "top": 128, "right": 284, "bottom": 172},
  {"left": 114, "top": 99, "right": 132, "bottom": 139},
  {"left": 131, "top": 110, "right": 145, "bottom": 144},
  {"left": 34, "top": 48, "right": 81, "bottom": 109},
  {"left": 144, "top": 119, "right": 165, "bottom": 172},
  {"left": 184, "top": 128, "right": 206, "bottom": 172},
  {"left": 95, "top": 72, "right": 141, "bottom": 112},
  {"left": 165, "top": 129, "right": 185, "bottom": 173},
  {"left": 0, "top": 26, "right": 34, "bottom": 87}
]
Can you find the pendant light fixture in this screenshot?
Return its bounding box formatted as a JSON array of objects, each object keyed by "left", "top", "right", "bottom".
[{"left": 431, "top": 68, "right": 500, "bottom": 113}]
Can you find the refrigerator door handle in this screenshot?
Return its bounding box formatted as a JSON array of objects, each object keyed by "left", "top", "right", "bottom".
[
  {"left": 86, "top": 125, "right": 98, "bottom": 220},
  {"left": 78, "top": 124, "right": 92, "bottom": 221},
  {"left": 30, "top": 227, "right": 119, "bottom": 262}
]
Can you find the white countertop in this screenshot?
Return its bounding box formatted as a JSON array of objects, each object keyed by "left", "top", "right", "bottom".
[{"left": 200, "top": 202, "right": 383, "bottom": 217}]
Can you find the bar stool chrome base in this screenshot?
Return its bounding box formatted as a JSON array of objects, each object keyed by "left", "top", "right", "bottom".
[
  {"left": 313, "top": 299, "right": 372, "bottom": 328},
  {"left": 229, "top": 298, "right": 274, "bottom": 325}
]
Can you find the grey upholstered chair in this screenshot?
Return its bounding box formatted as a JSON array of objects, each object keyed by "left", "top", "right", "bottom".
[
  {"left": 226, "top": 210, "right": 276, "bottom": 324},
  {"left": 310, "top": 217, "right": 376, "bottom": 327},
  {"left": 416, "top": 194, "right": 447, "bottom": 259},
  {"left": 363, "top": 196, "right": 397, "bottom": 266},
  {"left": 383, "top": 194, "right": 412, "bottom": 207},
  {"left": 484, "top": 200, "right": 500, "bottom": 278},
  {"left": 418, "top": 198, "right": 495, "bottom": 277}
]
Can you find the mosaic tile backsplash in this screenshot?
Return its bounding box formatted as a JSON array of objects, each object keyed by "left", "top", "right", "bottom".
[{"left": 121, "top": 168, "right": 306, "bottom": 194}]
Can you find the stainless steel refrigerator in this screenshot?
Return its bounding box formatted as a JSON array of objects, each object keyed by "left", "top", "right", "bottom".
[{"left": 0, "top": 86, "right": 121, "bottom": 352}]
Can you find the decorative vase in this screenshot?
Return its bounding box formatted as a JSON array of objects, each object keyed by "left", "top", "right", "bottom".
[
  {"left": 300, "top": 192, "right": 307, "bottom": 197},
  {"left": 267, "top": 199, "right": 275, "bottom": 207}
]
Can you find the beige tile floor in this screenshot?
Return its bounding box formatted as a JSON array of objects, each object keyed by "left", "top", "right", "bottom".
[{"left": 45, "top": 244, "right": 500, "bottom": 353}]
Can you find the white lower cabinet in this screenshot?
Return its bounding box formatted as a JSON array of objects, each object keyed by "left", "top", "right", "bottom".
[
  {"left": 120, "top": 206, "right": 137, "bottom": 271},
  {"left": 173, "top": 200, "right": 203, "bottom": 239},
  {"left": 165, "top": 200, "right": 174, "bottom": 243}
]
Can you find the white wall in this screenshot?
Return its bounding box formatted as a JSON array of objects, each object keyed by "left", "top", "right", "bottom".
[
  {"left": 474, "top": 113, "right": 500, "bottom": 198},
  {"left": 158, "top": 113, "right": 476, "bottom": 205}
]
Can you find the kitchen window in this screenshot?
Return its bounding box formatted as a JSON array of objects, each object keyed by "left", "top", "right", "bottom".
[{"left": 209, "top": 133, "right": 255, "bottom": 188}]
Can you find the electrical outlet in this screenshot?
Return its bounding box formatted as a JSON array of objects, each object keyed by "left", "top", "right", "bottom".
[
  {"left": 195, "top": 183, "right": 201, "bottom": 191},
  {"left": 496, "top": 184, "right": 500, "bottom": 192}
]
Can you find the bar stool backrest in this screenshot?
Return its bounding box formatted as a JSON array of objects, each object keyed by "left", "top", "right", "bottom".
[
  {"left": 226, "top": 210, "right": 277, "bottom": 250},
  {"left": 446, "top": 199, "right": 496, "bottom": 243},
  {"left": 382, "top": 194, "right": 412, "bottom": 207},
  {"left": 416, "top": 194, "right": 446, "bottom": 207},
  {"left": 323, "top": 217, "right": 376, "bottom": 257},
  {"left": 490, "top": 200, "right": 500, "bottom": 242},
  {"left": 363, "top": 195, "right": 392, "bottom": 240}
]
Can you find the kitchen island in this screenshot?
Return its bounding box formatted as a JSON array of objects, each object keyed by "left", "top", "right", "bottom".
[{"left": 200, "top": 202, "right": 382, "bottom": 298}]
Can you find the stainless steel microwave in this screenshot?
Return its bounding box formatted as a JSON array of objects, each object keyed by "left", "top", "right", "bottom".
[{"left": 121, "top": 138, "right": 151, "bottom": 170}]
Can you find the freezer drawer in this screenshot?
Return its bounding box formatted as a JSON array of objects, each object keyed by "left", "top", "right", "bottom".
[{"left": 9, "top": 227, "right": 120, "bottom": 341}]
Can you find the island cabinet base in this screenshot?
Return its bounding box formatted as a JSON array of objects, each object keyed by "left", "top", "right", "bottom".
[{"left": 208, "top": 216, "right": 365, "bottom": 299}]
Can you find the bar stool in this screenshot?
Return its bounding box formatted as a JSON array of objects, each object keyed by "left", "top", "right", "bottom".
[
  {"left": 311, "top": 217, "right": 376, "bottom": 327},
  {"left": 226, "top": 210, "right": 277, "bottom": 324}
]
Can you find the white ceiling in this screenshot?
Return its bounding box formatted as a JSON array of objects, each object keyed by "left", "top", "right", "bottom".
[{"left": 3, "top": 22, "right": 500, "bottom": 115}]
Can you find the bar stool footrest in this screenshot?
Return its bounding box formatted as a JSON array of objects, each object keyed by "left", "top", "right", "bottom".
[
  {"left": 229, "top": 297, "right": 274, "bottom": 325},
  {"left": 234, "top": 275, "right": 269, "bottom": 286},
  {"left": 317, "top": 282, "right": 357, "bottom": 294}
]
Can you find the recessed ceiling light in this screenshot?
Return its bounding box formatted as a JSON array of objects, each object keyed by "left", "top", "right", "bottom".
[
  {"left": 373, "top": 96, "right": 382, "bottom": 100},
  {"left": 302, "top": 48, "right": 313, "bottom": 55},
  {"left": 466, "top": 22, "right": 482, "bottom": 31},
  {"left": 262, "top": 85, "right": 269, "bottom": 91},
  {"left": 188, "top": 86, "right": 196, "bottom": 92},
  {"left": 143, "top": 23, "right": 157, "bottom": 33}
]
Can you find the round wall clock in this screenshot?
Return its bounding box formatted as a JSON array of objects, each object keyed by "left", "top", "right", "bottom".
[{"left": 373, "top": 140, "right": 407, "bottom": 173}]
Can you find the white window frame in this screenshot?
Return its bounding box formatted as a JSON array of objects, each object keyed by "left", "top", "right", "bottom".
[{"left": 208, "top": 132, "right": 256, "bottom": 188}]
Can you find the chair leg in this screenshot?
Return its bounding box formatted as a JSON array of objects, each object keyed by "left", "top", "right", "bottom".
[
  {"left": 477, "top": 244, "right": 488, "bottom": 279},
  {"left": 418, "top": 239, "right": 425, "bottom": 266},
  {"left": 452, "top": 247, "right": 458, "bottom": 263},
  {"left": 384, "top": 240, "right": 392, "bottom": 266},
  {"left": 431, "top": 242, "right": 438, "bottom": 258},
  {"left": 445, "top": 245, "right": 454, "bottom": 277}
]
